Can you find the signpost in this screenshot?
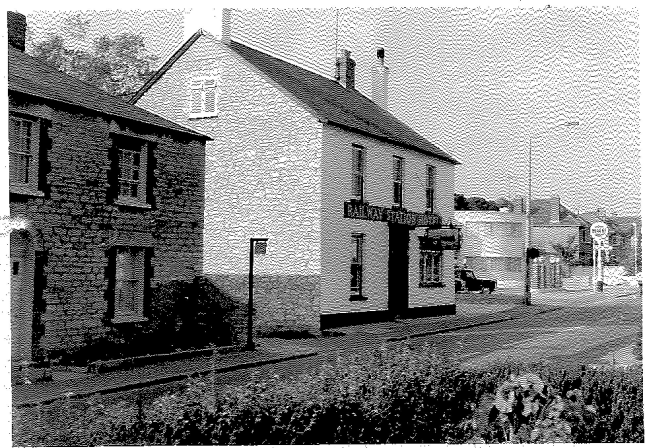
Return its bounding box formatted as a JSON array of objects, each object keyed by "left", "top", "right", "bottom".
[
  {"left": 590, "top": 222, "right": 608, "bottom": 292},
  {"left": 247, "top": 237, "right": 268, "bottom": 350}
]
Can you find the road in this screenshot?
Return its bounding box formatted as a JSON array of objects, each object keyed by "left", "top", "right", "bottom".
[{"left": 86, "top": 287, "right": 641, "bottom": 407}]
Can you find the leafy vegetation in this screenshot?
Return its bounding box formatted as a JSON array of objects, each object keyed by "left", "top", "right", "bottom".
[
  {"left": 48, "top": 276, "right": 237, "bottom": 366},
  {"left": 28, "top": 14, "right": 157, "bottom": 97},
  {"left": 14, "top": 343, "right": 643, "bottom": 445}
]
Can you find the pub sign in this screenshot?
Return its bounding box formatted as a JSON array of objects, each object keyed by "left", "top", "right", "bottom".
[
  {"left": 419, "top": 228, "right": 461, "bottom": 251},
  {"left": 343, "top": 201, "right": 442, "bottom": 227}
]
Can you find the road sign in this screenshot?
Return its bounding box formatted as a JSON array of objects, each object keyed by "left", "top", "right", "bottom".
[{"left": 590, "top": 222, "right": 609, "bottom": 241}]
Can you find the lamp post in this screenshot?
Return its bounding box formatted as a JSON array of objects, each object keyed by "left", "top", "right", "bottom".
[
  {"left": 632, "top": 222, "right": 638, "bottom": 276},
  {"left": 247, "top": 237, "right": 268, "bottom": 351},
  {"left": 524, "top": 121, "right": 579, "bottom": 306}
]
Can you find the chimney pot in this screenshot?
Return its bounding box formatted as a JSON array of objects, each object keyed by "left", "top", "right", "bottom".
[
  {"left": 222, "top": 8, "right": 232, "bottom": 45},
  {"left": 7, "top": 11, "right": 26, "bottom": 52},
  {"left": 336, "top": 49, "right": 355, "bottom": 89},
  {"left": 372, "top": 47, "right": 389, "bottom": 109}
]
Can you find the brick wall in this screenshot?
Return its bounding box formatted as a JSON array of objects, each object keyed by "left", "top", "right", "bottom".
[{"left": 9, "top": 92, "right": 205, "bottom": 359}]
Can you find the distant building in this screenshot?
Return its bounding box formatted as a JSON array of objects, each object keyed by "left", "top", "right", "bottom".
[
  {"left": 132, "top": 11, "right": 461, "bottom": 332},
  {"left": 453, "top": 210, "right": 525, "bottom": 289},
  {"left": 7, "top": 12, "right": 210, "bottom": 364}
]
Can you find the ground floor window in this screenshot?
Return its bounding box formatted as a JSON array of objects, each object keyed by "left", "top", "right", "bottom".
[
  {"left": 420, "top": 250, "right": 443, "bottom": 286},
  {"left": 350, "top": 233, "right": 364, "bottom": 298},
  {"left": 115, "top": 247, "right": 145, "bottom": 319}
]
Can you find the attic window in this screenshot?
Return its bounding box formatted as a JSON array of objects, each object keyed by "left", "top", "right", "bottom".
[{"left": 189, "top": 78, "right": 218, "bottom": 118}]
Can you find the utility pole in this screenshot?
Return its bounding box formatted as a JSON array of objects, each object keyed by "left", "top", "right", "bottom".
[
  {"left": 524, "top": 136, "right": 532, "bottom": 306},
  {"left": 632, "top": 222, "right": 638, "bottom": 276}
]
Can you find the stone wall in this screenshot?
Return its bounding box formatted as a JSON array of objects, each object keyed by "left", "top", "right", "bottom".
[{"left": 9, "top": 92, "right": 205, "bottom": 359}]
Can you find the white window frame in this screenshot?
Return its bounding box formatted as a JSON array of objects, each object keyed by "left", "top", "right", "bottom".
[
  {"left": 420, "top": 249, "right": 443, "bottom": 286},
  {"left": 350, "top": 233, "right": 364, "bottom": 297},
  {"left": 9, "top": 113, "right": 42, "bottom": 195},
  {"left": 351, "top": 144, "right": 366, "bottom": 201},
  {"left": 189, "top": 77, "right": 218, "bottom": 119},
  {"left": 114, "top": 247, "right": 146, "bottom": 322}
]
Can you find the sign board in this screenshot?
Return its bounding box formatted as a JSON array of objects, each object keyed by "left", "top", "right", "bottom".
[
  {"left": 344, "top": 201, "right": 442, "bottom": 227},
  {"left": 254, "top": 241, "right": 267, "bottom": 255},
  {"left": 419, "top": 228, "right": 461, "bottom": 251},
  {"left": 590, "top": 222, "right": 608, "bottom": 241}
]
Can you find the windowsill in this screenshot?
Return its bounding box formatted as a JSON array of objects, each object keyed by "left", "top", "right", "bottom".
[
  {"left": 115, "top": 198, "right": 152, "bottom": 209},
  {"left": 419, "top": 282, "right": 445, "bottom": 288},
  {"left": 189, "top": 112, "right": 218, "bottom": 119},
  {"left": 349, "top": 294, "right": 368, "bottom": 302},
  {"left": 10, "top": 185, "right": 45, "bottom": 197},
  {"left": 111, "top": 315, "right": 148, "bottom": 324}
]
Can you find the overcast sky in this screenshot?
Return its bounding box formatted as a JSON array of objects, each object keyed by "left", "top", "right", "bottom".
[{"left": 22, "top": 3, "right": 643, "bottom": 216}]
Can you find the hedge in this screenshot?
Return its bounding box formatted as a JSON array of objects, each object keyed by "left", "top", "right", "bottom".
[{"left": 13, "top": 343, "right": 643, "bottom": 445}]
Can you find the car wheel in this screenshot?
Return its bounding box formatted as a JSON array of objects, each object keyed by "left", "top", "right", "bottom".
[{"left": 481, "top": 286, "right": 488, "bottom": 294}]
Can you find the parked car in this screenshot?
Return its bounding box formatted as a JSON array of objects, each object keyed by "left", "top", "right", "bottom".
[{"left": 455, "top": 269, "right": 496, "bottom": 294}]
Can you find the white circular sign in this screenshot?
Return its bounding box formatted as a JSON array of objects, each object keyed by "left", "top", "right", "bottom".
[{"left": 590, "top": 222, "right": 609, "bottom": 241}]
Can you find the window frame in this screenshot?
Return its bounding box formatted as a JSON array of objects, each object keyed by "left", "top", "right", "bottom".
[
  {"left": 112, "top": 246, "right": 147, "bottom": 323},
  {"left": 351, "top": 144, "right": 366, "bottom": 202},
  {"left": 392, "top": 155, "right": 404, "bottom": 207},
  {"left": 425, "top": 164, "right": 436, "bottom": 212},
  {"left": 350, "top": 233, "right": 366, "bottom": 300},
  {"left": 419, "top": 249, "right": 443, "bottom": 287},
  {"left": 113, "top": 135, "right": 150, "bottom": 208},
  {"left": 9, "top": 113, "right": 43, "bottom": 196},
  {"left": 189, "top": 77, "right": 219, "bottom": 119}
]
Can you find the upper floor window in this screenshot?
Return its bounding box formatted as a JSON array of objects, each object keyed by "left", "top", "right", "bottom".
[
  {"left": 393, "top": 155, "right": 404, "bottom": 207},
  {"left": 9, "top": 114, "right": 42, "bottom": 195},
  {"left": 351, "top": 144, "right": 366, "bottom": 201},
  {"left": 112, "top": 135, "right": 151, "bottom": 207},
  {"left": 425, "top": 164, "right": 436, "bottom": 211},
  {"left": 189, "top": 78, "right": 217, "bottom": 118}
]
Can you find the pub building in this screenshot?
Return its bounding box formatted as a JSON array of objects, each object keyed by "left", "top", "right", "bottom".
[{"left": 132, "top": 9, "right": 461, "bottom": 333}]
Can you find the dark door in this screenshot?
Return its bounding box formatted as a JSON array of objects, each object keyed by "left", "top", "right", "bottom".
[{"left": 388, "top": 224, "right": 409, "bottom": 317}]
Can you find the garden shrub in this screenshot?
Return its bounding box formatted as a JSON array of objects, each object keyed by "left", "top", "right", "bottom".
[{"left": 13, "top": 343, "right": 644, "bottom": 445}]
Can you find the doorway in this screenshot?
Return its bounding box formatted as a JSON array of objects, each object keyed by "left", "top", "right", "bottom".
[
  {"left": 388, "top": 224, "right": 409, "bottom": 317},
  {"left": 10, "top": 230, "right": 34, "bottom": 363}
]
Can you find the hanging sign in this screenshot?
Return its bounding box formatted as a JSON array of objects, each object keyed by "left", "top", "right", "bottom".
[
  {"left": 344, "top": 201, "right": 442, "bottom": 227},
  {"left": 420, "top": 228, "right": 461, "bottom": 250}
]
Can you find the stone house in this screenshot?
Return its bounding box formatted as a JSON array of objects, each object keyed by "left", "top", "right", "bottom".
[
  {"left": 7, "top": 11, "right": 210, "bottom": 364},
  {"left": 131, "top": 11, "right": 460, "bottom": 332}
]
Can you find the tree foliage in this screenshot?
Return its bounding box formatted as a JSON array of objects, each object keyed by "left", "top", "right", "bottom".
[
  {"left": 28, "top": 14, "right": 158, "bottom": 98},
  {"left": 455, "top": 194, "right": 501, "bottom": 211}
]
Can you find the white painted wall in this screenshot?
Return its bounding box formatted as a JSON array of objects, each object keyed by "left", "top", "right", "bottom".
[
  {"left": 320, "top": 124, "right": 455, "bottom": 314},
  {"left": 136, "top": 34, "right": 323, "bottom": 278},
  {"left": 455, "top": 211, "right": 525, "bottom": 258}
]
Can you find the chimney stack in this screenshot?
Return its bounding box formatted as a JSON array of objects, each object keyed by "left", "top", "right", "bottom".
[
  {"left": 372, "top": 47, "right": 389, "bottom": 109},
  {"left": 222, "top": 8, "right": 231, "bottom": 45},
  {"left": 7, "top": 11, "right": 26, "bottom": 52},
  {"left": 335, "top": 49, "right": 356, "bottom": 89}
]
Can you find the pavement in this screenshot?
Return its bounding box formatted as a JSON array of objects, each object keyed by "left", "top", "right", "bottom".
[{"left": 14, "top": 286, "right": 638, "bottom": 407}]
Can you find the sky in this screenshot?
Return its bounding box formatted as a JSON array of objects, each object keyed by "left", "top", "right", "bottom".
[{"left": 17, "top": 2, "right": 644, "bottom": 217}]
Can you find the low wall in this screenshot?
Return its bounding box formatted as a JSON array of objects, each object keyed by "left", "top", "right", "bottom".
[{"left": 206, "top": 274, "right": 321, "bottom": 338}]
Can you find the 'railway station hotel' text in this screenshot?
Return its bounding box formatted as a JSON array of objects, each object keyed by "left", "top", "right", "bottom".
[{"left": 132, "top": 10, "right": 461, "bottom": 332}]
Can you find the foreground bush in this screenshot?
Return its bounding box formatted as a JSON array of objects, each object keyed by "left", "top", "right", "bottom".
[{"left": 13, "top": 343, "right": 643, "bottom": 445}]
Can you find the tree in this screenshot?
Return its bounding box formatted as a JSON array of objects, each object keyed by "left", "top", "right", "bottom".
[
  {"left": 551, "top": 235, "right": 578, "bottom": 265},
  {"left": 454, "top": 194, "right": 501, "bottom": 211},
  {"left": 28, "top": 14, "right": 158, "bottom": 98}
]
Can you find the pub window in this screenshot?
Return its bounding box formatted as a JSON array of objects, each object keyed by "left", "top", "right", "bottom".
[
  {"left": 425, "top": 164, "right": 436, "bottom": 211},
  {"left": 189, "top": 77, "right": 218, "bottom": 118},
  {"left": 351, "top": 144, "right": 366, "bottom": 201},
  {"left": 350, "top": 233, "right": 364, "bottom": 298},
  {"left": 393, "top": 155, "right": 404, "bottom": 206},
  {"left": 9, "top": 114, "right": 41, "bottom": 192},
  {"left": 420, "top": 250, "right": 443, "bottom": 286},
  {"left": 115, "top": 136, "right": 149, "bottom": 205},
  {"left": 115, "top": 247, "right": 145, "bottom": 319}
]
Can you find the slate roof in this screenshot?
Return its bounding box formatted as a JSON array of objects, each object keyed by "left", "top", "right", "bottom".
[
  {"left": 131, "top": 33, "right": 459, "bottom": 165},
  {"left": 8, "top": 46, "right": 210, "bottom": 140}
]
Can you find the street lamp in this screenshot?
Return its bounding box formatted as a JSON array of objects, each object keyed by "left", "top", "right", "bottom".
[
  {"left": 247, "top": 237, "right": 268, "bottom": 351},
  {"left": 524, "top": 121, "right": 579, "bottom": 306},
  {"left": 632, "top": 222, "right": 638, "bottom": 276}
]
